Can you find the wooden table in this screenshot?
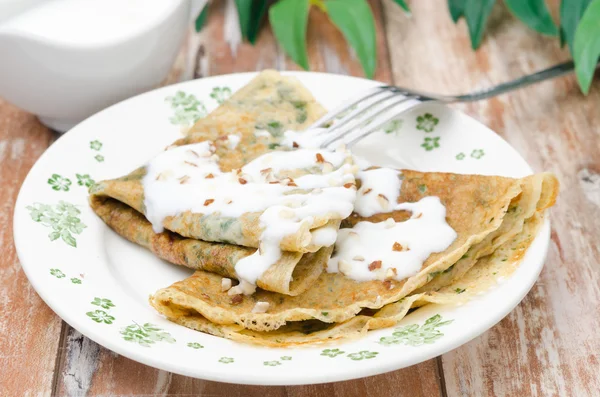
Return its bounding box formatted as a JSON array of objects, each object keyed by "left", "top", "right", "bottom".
[{"left": 2, "top": 1, "right": 599, "bottom": 395}]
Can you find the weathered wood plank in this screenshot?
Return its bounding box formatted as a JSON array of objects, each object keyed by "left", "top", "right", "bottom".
[
  {"left": 382, "top": 0, "right": 600, "bottom": 395},
  {"left": 52, "top": 1, "right": 443, "bottom": 396},
  {"left": 0, "top": 100, "right": 61, "bottom": 397}
]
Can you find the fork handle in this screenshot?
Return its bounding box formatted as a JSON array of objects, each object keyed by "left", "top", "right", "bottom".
[{"left": 456, "top": 61, "right": 578, "bottom": 102}]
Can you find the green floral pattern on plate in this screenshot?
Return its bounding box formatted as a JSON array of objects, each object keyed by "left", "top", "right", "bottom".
[
  {"left": 347, "top": 351, "right": 379, "bottom": 361},
  {"left": 379, "top": 314, "right": 453, "bottom": 347},
  {"left": 416, "top": 113, "right": 439, "bottom": 132},
  {"left": 187, "top": 342, "right": 204, "bottom": 349},
  {"left": 165, "top": 91, "right": 207, "bottom": 125},
  {"left": 456, "top": 152, "right": 466, "bottom": 160},
  {"left": 281, "top": 356, "right": 292, "bottom": 361},
  {"left": 48, "top": 174, "right": 72, "bottom": 192},
  {"left": 86, "top": 309, "right": 115, "bottom": 324},
  {"left": 471, "top": 149, "right": 485, "bottom": 159},
  {"left": 321, "top": 348, "right": 345, "bottom": 357},
  {"left": 421, "top": 136, "right": 440, "bottom": 151},
  {"left": 90, "top": 140, "right": 102, "bottom": 151},
  {"left": 70, "top": 278, "right": 82, "bottom": 284},
  {"left": 76, "top": 174, "right": 95, "bottom": 188},
  {"left": 210, "top": 87, "right": 232, "bottom": 104},
  {"left": 94, "top": 154, "right": 104, "bottom": 163},
  {"left": 384, "top": 119, "right": 403, "bottom": 135},
  {"left": 219, "top": 357, "right": 234, "bottom": 364},
  {"left": 50, "top": 268, "right": 65, "bottom": 278},
  {"left": 121, "top": 322, "right": 176, "bottom": 347},
  {"left": 27, "top": 201, "right": 86, "bottom": 247},
  {"left": 92, "top": 297, "right": 115, "bottom": 310},
  {"left": 264, "top": 360, "right": 281, "bottom": 366}
]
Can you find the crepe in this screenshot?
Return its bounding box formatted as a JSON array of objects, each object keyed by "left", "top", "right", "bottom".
[
  {"left": 150, "top": 170, "right": 558, "bottom": 343},
  {"left": 89, "top": 71, "right": 334, "bottom": 296}
]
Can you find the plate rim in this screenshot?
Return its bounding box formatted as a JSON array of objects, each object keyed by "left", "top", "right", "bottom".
[{"left": 13, "top": 70, "right": 550, "bottom": 385}]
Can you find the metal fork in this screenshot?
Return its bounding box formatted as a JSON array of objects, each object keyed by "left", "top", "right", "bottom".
[{"left": 310, "top": 60, "right": 585, "bottom": 149}]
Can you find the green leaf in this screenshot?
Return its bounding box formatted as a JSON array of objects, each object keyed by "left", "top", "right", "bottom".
[
  {"left": 235, "top": 0, "right": 268, "bottom": 44},
  {"left": 195, "top": 3, "right": 209, "bottom": 33},
  {"left": 392, "top": 0, "right": 410, "bottom": 14},
  {"left": 504, "top": 0, "right": 558, "bottom": 36},
  {"left": 448, "top": 0, "right": 465, "bottom": 22},
  {"left": 574, "top": 0, "right": 600, "bottom": 94},
  {"left": 560, "top": 0, "right": 592, "bottom": 52},
  {"left": 326, "top": 0, "right": 377, "bottom": 78},
  {"left": 464, "top": 0, "right": 496, "bottom": 49},
  {"left": 269, "top": 0, "right": 310, "bottom": 70}
]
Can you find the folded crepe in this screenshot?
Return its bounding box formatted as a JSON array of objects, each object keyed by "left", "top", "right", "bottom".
[
  {"left": 150, "top": 170, "right": 558, "bottom": 345},
  {"left": 90, "top": 71, "right": 342, "bottom": 296}
]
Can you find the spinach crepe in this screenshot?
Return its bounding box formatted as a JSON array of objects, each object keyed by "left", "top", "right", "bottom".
[
  {"left": 90, "top": 71, "right": 338, "bottom": 296},
  {"left": 150, "top": 170, "right": 558, "bottom": 343}
]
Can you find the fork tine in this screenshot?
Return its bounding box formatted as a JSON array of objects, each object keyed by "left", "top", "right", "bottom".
[
  {"left": 322, "top": 90, "right": 399, "bottom": 137},
  {"left": 344, "top": 98, "right": 423, "bottom": 148},
  {"left": 320, "top": 95, "right": 417, "bottom": 148},
  {"left": 308, "top": 86, "right": 391, "bottom": 129}
]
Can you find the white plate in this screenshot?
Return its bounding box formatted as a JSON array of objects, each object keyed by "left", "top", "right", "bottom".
[{"left": 14, "top": 72, "right": 550, "bottom": 385}]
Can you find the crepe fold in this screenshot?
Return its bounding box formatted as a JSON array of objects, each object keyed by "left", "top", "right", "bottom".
[
  {"left": 89, "top": 71, "right": 332, "bottom": 296},
  {"left": 149, "top": 170, "right": 558, "bottom": 343}
]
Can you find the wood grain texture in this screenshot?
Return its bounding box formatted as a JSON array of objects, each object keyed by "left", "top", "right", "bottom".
[
  {"left": 382, "top": 0, "right": 600, "bottom": 395},
  {"left": 5, "top": 0, "right": 599, "bottom": 395},
  {"left": 51, "top": 1, "right": 442, "bottom": 396},
  {"left": 0, "top": 99, "right": 60, "bottom": 397}
]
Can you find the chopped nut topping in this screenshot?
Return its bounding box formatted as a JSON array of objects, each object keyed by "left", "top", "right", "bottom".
[
  {"left": 392, "top": 242, "right": 403, "bottom": 251},
  {"left": 362, "top": 188, "right": 373, "bottom": 195},
  {"left": 384, "top": 218, "right": 396, "bottom": 228},
  {"left": 252, "top": 301, "right": 270, "bottom": 313},
  {"left": 184, "top": 161, "right": 198, "bottom": 167},
  {"left": 205, "top": 173, "right": 215, "bottom": 179},
  {"left": 377, "top": 193, "right": 389, "bottom": 209},
  {"left": 414, "top": 213, "right": 423, "bottom": 219},
  {"left": 316, "top": 153, "right": 325, "bottom": 163},
  {"left": 339, "top": 259, "right": 352, "bottom": 273},
  {"left": 187, "top": 150, "right": 199, "bottom": 158},
  {"left": 353, "top": 255, "right": 365, "bottom": 261},
  {"left": 230, "top": 294, "right": 243, "bottom": 305},
  {"left": 383, "top": 280, "right": 394, "bottom": 289},
  {"left": 322, "top": 162, "right": 334, "bottom": 173},
  {"left": 374, "top": 295, "right": 382, "bottom": 306},
  {"left": 238, "top": 178, "right": 247, "bottom": 185},
  {"left": 269, "top": 181, "right": 279, "bottom": 184},
  {"left": 343, "top": 183, "right": 355, "bottom": 189},
  {"left": 235, "top": 168, "right": 242, "bottom": 175},
  {"left": 368, "top": 260, "right": 382, "bottom": 271},
  {"left": 155, "top": 172, "right": 165, "bottom": 181},
  {"left": 288, "top": 181, "right": 298, "bottom": 187},
  {"left": 348, "top": 231, "right": 359, "bottom": 237},
  {"left": 292, "top": 141, "right": 299, "bottom": 148},
  {"left": 221, "top": 278, "right": 232, "bottom": 292},
  {"left": 260, "top": 168, "right": 273, "bottom": 175},
  {"left": 385, "top": 267, "right": 398, "bottom": 279},
  {"left": 179, "top": 175, "right": 190, "bottom": 184},
  {"left": 225, "top": 199, "right": 233, "bottom": 204},
  {"left": 204, "top": 199, "right": 215, "bottom": 206}
]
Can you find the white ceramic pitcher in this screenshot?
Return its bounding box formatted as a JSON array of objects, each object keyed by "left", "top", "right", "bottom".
[{"left": 0, "top": 0, "right": 190, "bottom": 132}]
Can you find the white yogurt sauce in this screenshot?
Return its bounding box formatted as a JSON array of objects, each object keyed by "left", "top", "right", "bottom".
[
  {"left": 281, "top": 128, "right": 330, "bottom": 149},
  {"left": 142, "top": 142, "right": 357, "bottom": 293},
  {"left": 226, "top": 134, "right": 241, "bottom": 149},
  {"left": 354, "top": 168, "right": 403, "bottom": 217},
  {"left": 328, "top": 196, "right": 457, "bottom": 282}
]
